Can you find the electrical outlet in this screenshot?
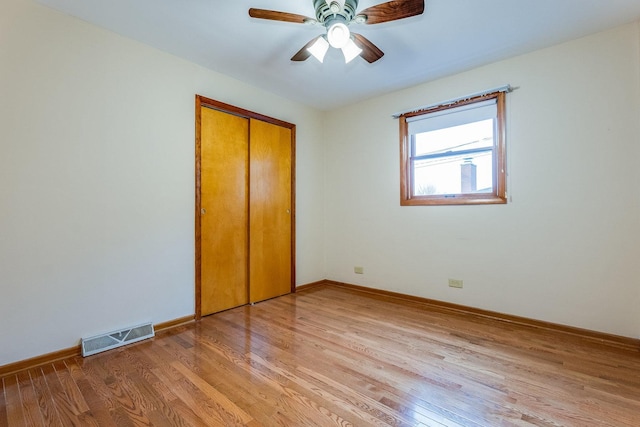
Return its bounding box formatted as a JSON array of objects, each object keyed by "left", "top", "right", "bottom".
[
  {"left": 448, "top": 279, "right": 463, "bottom": 288},
  {"left": 354, "top": 266, "right": 364, "bottom": 274}
]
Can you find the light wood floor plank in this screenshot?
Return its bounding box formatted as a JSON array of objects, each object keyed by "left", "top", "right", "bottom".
[
  {"left": 28, "top": 368, "right": 63, "bottom": 427},
  {"left": 64, "top": 359, "right": 117, "bottom": 426},
  {"left": 2, "top": 375, "right": 25, "bottom": 426},
  {"left": 51, "top": 360, "right": 90, "bottom": 416},
  {"left": 0, "top": 375, "right": 8, "bottom": 426},
  {"left": 185, "top": 331, "right": 357, "bottom": 426},
  {"left": 214, "top": 306, "right": 463, "bottom": 426},
  {"left": 40, "top": 364, "right": 85, "bottom": 427},
  {"left": 2, "top": 284, "right": 640, "bottom": 426},
  {"left": 16, "top": 371, "right": 45, "bottom": 427}
]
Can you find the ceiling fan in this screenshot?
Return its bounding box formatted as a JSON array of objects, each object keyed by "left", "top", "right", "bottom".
[{"left": 248, "top": 0, "right": 425, "bottom": 64}]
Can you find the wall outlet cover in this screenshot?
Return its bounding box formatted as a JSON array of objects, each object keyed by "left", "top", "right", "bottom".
[{"left": 448, "top": 279, "right": 463, "bottom": 288}]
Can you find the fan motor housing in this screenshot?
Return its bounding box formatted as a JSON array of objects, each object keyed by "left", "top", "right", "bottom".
[{"left": 313, "top": 0, "right": 359, "bottom": 24}]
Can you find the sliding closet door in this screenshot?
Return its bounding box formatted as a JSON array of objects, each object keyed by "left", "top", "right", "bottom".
[
  {"left": 196, "top": 95, "right": 295, "bottom": 318},
  {"left": 200, "top": 107, "right": 249, "bottom": 315},
  {"left": 249, "top": 118, "right": 293, "bottom": 303}
]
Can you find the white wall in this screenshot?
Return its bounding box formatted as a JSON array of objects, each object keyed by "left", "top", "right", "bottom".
[
  {"left": 324, "top": 22, "right": 640, "bottom": 338},
  {"left": 0, "top": 0, "right": 325, "bottom": 365}
]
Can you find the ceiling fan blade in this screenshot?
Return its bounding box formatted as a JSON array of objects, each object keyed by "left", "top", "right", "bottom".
[
  {"left": 248, "top": 8, "right": 313, "bottom": 24},
  {"left": 291, "top": 36, "right": 322, "bottom": 61},
  {"left": 352, "top": 33, "right": 384, "bottom": 63},
  {"left": 359, "top": 0, "right": 424, "bottom": 25}
]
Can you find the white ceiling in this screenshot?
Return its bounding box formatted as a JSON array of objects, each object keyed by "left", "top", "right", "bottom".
[{"left": 36, "top": 0, "right": 640, "bottom": 110}]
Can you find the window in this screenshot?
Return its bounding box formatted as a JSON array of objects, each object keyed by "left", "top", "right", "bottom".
[{"left": 399, "top": 91, "right": 507, "bottom": 205}]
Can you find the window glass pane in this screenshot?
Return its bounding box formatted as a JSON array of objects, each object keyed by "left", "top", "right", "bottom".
[
  {"left": 414, "top": 119, "right": 493, "bottom": 156},
  {"left": 399, "top": 90, "right": 506, "bottom": 205},
  {"left": 413, "top": 119, "right": 494, "bottom": 195},
  {"left": 406, "top": 99, "right": 496, "bottom": 135}
]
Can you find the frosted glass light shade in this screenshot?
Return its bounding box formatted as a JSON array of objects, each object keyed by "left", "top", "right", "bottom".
[
  {"left": 307, "top": 36, "right": 330, "bottom": 62},
  {"left": 327, "top": 23, "right": 350, "bottom": 49},
  {"left": 341, "top": 38, "right": 362, "bottom": 63}
]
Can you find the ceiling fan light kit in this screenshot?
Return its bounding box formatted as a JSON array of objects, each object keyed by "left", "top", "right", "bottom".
[
  {"left": 248, "top": 0, "right": 425, "bottom": 64},
  {"left": 327, "top": 21, "right": 350, "bottom": 48},
  {"left": 308, "top": 36, "right": 330, "bottom": 62},
  {"left": 341, "top": 38, "right": 363, "bottom": 63}
]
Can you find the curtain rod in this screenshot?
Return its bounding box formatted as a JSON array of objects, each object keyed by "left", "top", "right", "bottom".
[{"left": 391, "top": 84, "right": 515, "bottom": 119}]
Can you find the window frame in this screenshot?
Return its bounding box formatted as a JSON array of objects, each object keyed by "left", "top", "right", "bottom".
[{"left": 399, "top": 91, "right": 507, "bottom": 206}]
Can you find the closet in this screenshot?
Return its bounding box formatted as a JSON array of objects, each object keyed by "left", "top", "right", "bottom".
[{"left": 195, "top": 96, "right": 295, "bottom": 317}]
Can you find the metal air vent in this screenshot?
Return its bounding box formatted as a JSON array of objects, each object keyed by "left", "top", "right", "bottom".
[{"left": 81, "top": 322, "right": 154, "bottom": 357}]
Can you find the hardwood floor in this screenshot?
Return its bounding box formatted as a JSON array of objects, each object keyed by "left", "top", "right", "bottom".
[{"left": 2, "top": 284, "right": 640, "bottom": 426}]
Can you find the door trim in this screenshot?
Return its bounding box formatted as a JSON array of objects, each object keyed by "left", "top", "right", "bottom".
[{"left": 195, "top": 95, "right": 296, "bottom": 319}]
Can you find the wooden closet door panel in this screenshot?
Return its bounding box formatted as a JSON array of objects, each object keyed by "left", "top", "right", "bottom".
[
  {"left": 249, "top": 119, "right": 292, "bottom": 303},
  {"left": 200, "top": 108, "right": 249, "bottom": 315}
]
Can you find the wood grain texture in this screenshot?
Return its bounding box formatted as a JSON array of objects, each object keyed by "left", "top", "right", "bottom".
[
  {"left": 249, "top": 118, "right": 293, "bottom": 304},
  {"left": 195, "top": 95, "right": 296, "bottom": 318},
  {"left": 324, "top": 280, "right": 640, "bottom": 351},
  {"left": 0, "top": 317, "right": 195, "bottom": 378},
  {"left": 194, "top": 95, "right": 203, "bottom": 320},
  {"left": 200, "top": 107, "right": 250, "bottom": 315},
  {"left": 0, "top": 347, "right": 81, "bottom": 379},
  {"left": 154, "top": 316, "right": 196, "bottom": 333},
  {"left": 352, "top": 33, "right": 385, "bottom": 63},
  {"left": 196, "top": 96, "right": 296, "bottom": 131},
  {"left": 2, "top": 284, "right": 639, "bottom": 426},
  {"left": 360, "top": 0, "right": 425, "bottom": 25},
  {"left": 248, "top": 8, "right": 312, "bottom": 24}
]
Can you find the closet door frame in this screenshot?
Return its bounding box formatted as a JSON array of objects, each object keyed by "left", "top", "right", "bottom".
[{"left": 195, "top": 95, "right": 296, "bottom": 320}]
